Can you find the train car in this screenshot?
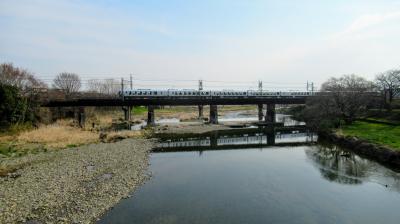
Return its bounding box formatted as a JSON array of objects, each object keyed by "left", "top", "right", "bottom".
[
  {"left": 167, "top": 89, "right": 199, "bottom": 97},
  {"left": 119, "top": 89, "right": 314, "bottom": 98}
]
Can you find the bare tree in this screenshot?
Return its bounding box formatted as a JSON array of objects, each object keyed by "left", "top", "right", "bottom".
[
  {"left": 301, "top": 74, "right": 375, "bottom": 129},
  {"left": 87, "top": 78, "right": 119, "bottom": 95},
  {"left": 53, "top": 72, "right": 81, "bottom": 96},
  {"left": 375, "top": 69, "right": 400, "bottom": 110},
  {"left": 0, "top": 63, "right": 46, "bottom": 92},
  {"left": 0, "top": 63, "right": 47, "bottom": 126},
  {"left": 320, "top": 74, "right": 375, "bottom": 124}
]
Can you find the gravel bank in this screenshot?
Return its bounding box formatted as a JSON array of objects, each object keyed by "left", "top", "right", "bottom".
[
  {"left": 155, "top": 123, "right": 235, "bottom": 135},
  {"left": 0, "top": 138, "right": 154, "bottom": 223}
]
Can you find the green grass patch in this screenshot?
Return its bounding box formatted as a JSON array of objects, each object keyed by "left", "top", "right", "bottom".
[
  {"left": 0, "top": 142, "right": 48, "bottom": 157},
  {"left": 132, "top": 106, "right": 147, "bottom": 115},
  {"left": 66, "top": 144, "right": 78, "bottom": 148},
  {"left": 0, "top": 142, "right": 18, "bottom": 156},
  {"left": 340, "top": 121, "right": 400, "bottom": 150}
]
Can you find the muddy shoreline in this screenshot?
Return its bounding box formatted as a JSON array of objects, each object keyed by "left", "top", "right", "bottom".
[{"left": 0, "top": 138, "right": 155, "bottom": 223}]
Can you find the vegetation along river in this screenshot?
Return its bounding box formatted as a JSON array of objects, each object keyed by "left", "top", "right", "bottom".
[{"left": 99, "top": 115, "right": 400, "bottom": 224}]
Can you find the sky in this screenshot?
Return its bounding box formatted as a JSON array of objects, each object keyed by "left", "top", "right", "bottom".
[{"left": 1, "top": 0, "right": 400, "bottom": 90}]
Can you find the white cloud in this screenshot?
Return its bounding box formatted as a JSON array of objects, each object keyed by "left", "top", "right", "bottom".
[{"left": 332, "top": 11, "right": 400, "bottom": 41}]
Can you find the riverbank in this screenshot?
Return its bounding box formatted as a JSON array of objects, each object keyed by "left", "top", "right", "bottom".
[
  {"left": 0, "top": 138, "right": 154, "bottom": 223},
  {"left": 339, "top": 121, "right": 400, "bottom": 150},
  {"left": 320, "top": 131, "right": 400, "bottom": 167}
]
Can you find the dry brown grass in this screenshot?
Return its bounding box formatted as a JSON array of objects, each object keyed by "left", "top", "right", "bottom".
[
  {"left": 17, "top": 122, "right": 99, "bottom": 148},
  {"left": 105, "top": 130, "right": 143, "bottom": 142}
]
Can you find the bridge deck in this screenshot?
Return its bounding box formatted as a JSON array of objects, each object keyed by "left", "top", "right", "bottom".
[{"left": 42, "top": 96, "right": 308, "bottom": 107}]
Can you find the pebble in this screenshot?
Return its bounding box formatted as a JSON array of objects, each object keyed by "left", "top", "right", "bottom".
[{"left": 0, "top": 139, "right": 154, "bottom": 223}]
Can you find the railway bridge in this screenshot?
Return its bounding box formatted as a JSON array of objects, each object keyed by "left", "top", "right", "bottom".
[{"left": 41, "top": 90, "right": 313, "bottom": 127}]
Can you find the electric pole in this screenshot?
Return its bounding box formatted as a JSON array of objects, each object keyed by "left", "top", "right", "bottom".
[
  {"left": 198, "top": 79, "right": 204, "bottom": 119},
  {"left": 130, "top": 74, "right": 133, "bottom": 89},
  {"left": 199, "top": 79, "right": 203, "bottom": 91}
]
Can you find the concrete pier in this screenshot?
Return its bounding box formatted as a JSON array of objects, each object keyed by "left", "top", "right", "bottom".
[
  {"left": 122, "top": 106, "right": 131, "bottom": 121},
  {"left": 209, "top": 105, "right": 218, "bottom": 124},
  {"left": 78, "top": 107, "right": 85, "bottom": 128},
  {"left": 258, "top": 104, "right": 264, "bottom": 121},
  {"left": 198, "top": 105, "right": 204, "bottom": 119},
  {"left": 267, "top": 132, "right": 276, "bottom": 146},
  {"left": 147, "top": 106, "right": 155, "bottom": 126},
  {"left": 265, "top": 103, "right": 276, "bottom": 123}
]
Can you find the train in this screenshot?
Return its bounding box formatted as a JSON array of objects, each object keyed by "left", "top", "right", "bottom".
[{"left": 119, "top": 89, "right": 314, "bottom": 98}]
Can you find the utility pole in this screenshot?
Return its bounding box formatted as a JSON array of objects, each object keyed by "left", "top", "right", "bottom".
[
  {"left": 198, "top": 79, "right": 204, "bottom": 120},
  {"left": 307, "top": 81, "right": 309, "bottom": 91},
  {"left": 121, "top": 78, "right": 124, "bottom": 92},
  {"left": 311, "top": 82, "right": 314, "bottom": 93},
  {"left": 258, "top": 80, "right": 263, "bottom": 121},
  {"left": 130, "top": 74, "right": 133, "bottom": 89}
]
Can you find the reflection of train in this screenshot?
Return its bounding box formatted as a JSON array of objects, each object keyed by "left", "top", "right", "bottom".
[{"left": 119, "top": 89, "right": 314, "bottom": 98}]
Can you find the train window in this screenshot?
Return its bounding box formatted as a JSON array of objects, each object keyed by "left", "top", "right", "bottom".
[
  {"left": 153, "top": 91, "right": 157, "bottom": 95},
  {"left": 243, "top": 92, "right": 246, "bottom": 95}
]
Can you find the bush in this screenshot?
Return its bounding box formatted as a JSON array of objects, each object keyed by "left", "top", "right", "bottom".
[
  {"left": 0, "top": 83, "right": 42, "bottom": 130},
  {"left": 0, "top": 84, "right": 29, "bottom": 128}
]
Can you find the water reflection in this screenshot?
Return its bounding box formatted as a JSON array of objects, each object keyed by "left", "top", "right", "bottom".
[
  {"left": 306, "top": 145, "right": 369, "bottom": 184},
  {"left": 154, "top": 128, "right": 317, "bottom": 152},
  {"left": 307, "top": 143, "right": 400, "bottom": 191},
  {"left": 100, "top": 131, "right": 400, "bottom": 224}
]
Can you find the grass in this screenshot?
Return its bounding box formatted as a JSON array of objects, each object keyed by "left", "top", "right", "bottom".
[
  {"left": 339, "top": 121, "right": 400, "bottom": 150},
  {"left": 17, "top": 122, "right": 99, "bottom": 148},
  {"left": 132, "top": 106, "right": 147, "bottom": 115},
  {"left": 0, "top": 123, "right": 33, "bottom": 137}
]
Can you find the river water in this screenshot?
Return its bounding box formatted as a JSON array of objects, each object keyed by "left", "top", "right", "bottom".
[{"left": 100, "top": 116, "right": 400, "bottom": 224}]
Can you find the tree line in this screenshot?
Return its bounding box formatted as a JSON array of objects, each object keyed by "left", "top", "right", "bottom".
[
  {"left": 0, "top": 63, "right": 119, "bottom": 129},
  {"left": 300, "top": 70, "right": 400, "bottom": 131},
  {"left": 1, "top": 62, "right": 400, "bottom": 129}
]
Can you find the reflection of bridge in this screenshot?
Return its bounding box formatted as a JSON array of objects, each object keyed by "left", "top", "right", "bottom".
[
  {"left": 41, "top": 92, "right": 313, "bottom": 126},
  {"left": 154, "top": 130, "right": 317, "bottom": 152}
]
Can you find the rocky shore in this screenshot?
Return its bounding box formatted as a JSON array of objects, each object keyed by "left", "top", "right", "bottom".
[{"left": 0, "top": 138, "right": 154, "bottom": 223}]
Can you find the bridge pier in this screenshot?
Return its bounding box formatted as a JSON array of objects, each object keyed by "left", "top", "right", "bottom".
[
  {"left": 258, "top": 104, "right": 264, "bottom": 121},
  {"left": 122, "top": 106, "right": 131, "bottom": 121},
  {"left": 209, "top": 105, "right": 218, "bottom": 124},
  {"left": 267, "top": 131, "right": 276, "bottom": 146},
  {"left": 265, "top": 103, "right": 276, "bottom": 123},
  {"left": 210, "top": 131, "right": 218, "bottom": 148},
  {"left": 198, "top": 105, "right": 204, "bottom": 119},
  {"left": 77, "top": 107, "right": 85, "bottom": 128},
  {"left": 147, "top": 106, "right": 155, "bottom": 126}
]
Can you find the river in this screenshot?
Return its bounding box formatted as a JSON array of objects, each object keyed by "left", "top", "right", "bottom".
[{"left": 99, "top": 115, "right": 400, "bottom": 224}]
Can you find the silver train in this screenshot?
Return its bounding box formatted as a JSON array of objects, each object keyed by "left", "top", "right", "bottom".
[{"left": 119, "top": 89, "right": 314, "bottom": 98}]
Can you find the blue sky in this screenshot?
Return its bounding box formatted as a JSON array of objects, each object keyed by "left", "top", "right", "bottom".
[{"left": 1, "top": 0, "right": 400, "bottom": 90}]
